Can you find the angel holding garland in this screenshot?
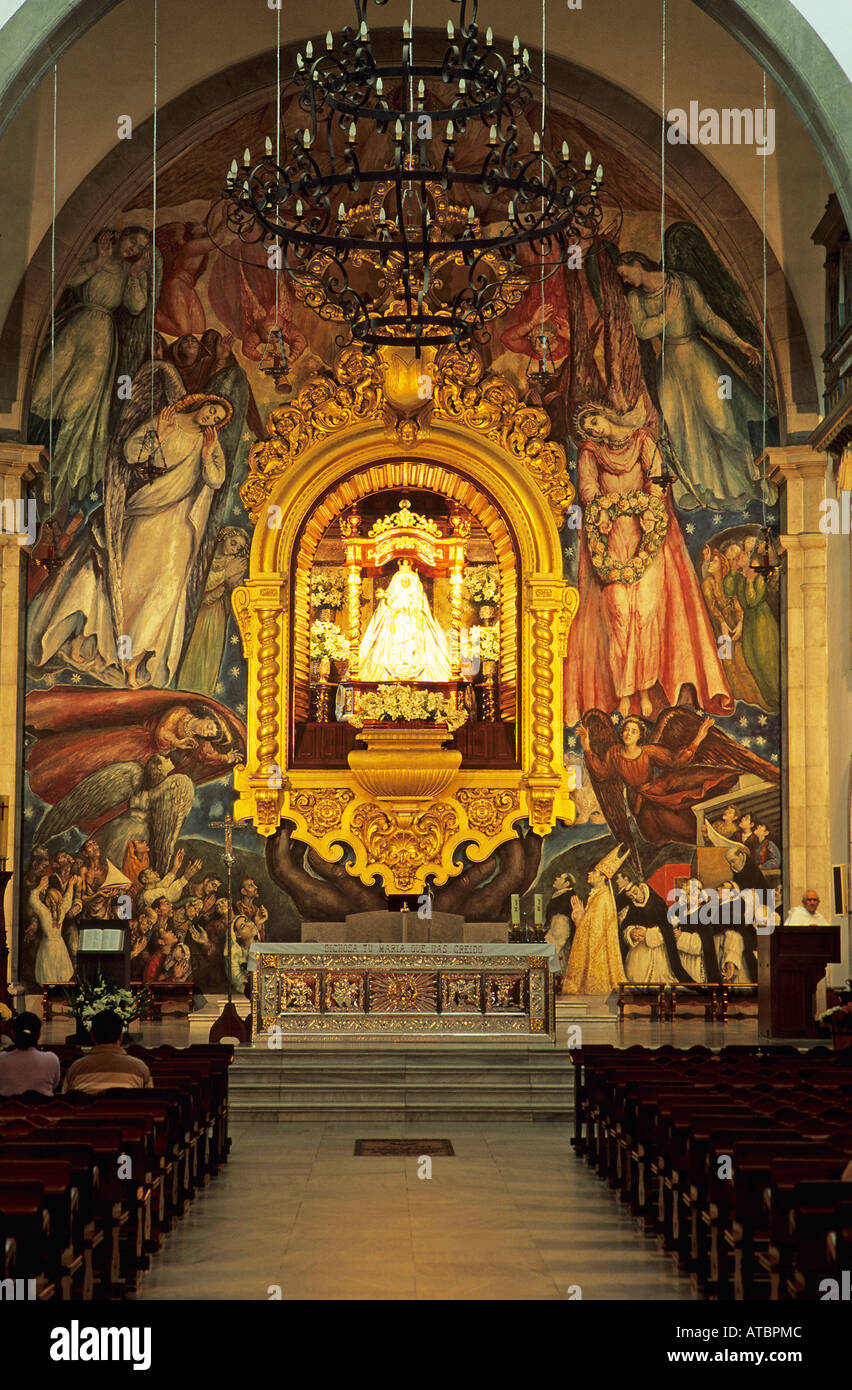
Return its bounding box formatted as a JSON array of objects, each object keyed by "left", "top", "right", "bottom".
[{"left": 563, "top": 403, "right": 734, "bottom": 726}]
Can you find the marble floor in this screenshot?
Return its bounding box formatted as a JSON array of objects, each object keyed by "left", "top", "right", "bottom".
[{"left": 134, "top": 1121, "right": 700, "bottom": 1301}]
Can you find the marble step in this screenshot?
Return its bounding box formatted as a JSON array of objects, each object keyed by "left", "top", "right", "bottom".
[
  {"left": 230, "top": 1108, "right": 572, "bottom": 1124},
  {"left": 227, "top": 1046, "right": 574, "bottom": 1121}
]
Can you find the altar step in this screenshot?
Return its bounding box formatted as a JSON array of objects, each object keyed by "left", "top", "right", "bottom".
[{"left": 227, "top": 1046, "right": 574, "bottom": 1123}]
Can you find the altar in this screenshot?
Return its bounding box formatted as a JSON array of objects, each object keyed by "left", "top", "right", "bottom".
[{"left": 248, "top": 941, "right": 558, "bottom": 1041}]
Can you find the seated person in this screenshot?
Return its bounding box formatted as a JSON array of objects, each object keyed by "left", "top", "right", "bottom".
[
  {"left": 0, "top": 1011, "right": 60, "bottom": 1096},
  {"left": 62, "top": 1009, "right": 152, "bottom": 1093}
]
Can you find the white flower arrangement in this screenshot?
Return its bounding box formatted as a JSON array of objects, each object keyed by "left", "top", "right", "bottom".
[
  {"left": 65, "top": 972, "right": 147, "bottom": 1027},
  {"left": 348, "top": 683, "right": 468, "bottom": 731},
  {"left": 311, "top": 570, "right": 346, "bottom": 610},
  {"left": 473, "top": 624, "right": 500, "bottom": 662},
  {"left": 463, "top": 564, "right": 500, "bottom": 604},
  {"left": 309, "top": 619, "right": 350, "bottom": 661}
]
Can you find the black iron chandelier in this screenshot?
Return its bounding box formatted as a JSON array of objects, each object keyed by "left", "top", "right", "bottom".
[{"left": 214, "top": 0, "right": 612, "bottom": 352}]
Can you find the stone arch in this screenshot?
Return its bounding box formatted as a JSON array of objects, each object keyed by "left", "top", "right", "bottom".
[{"left": 0, "top": 30, "right": 822, "bottom": 438}]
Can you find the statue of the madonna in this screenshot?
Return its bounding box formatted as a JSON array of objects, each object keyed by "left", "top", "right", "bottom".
[{"left": 358, "top": 560, "right": 452, "bottom": 681}]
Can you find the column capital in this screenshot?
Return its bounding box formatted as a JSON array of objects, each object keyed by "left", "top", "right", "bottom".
[
  {"left": 780, "top": 533, "right": 827, "bottom": 552},
  {"left": 0, "top": 442, "right": 47, "bottom": 483},
  {"left": 762, "top": 444, "right": 831, "bottom": 485}
]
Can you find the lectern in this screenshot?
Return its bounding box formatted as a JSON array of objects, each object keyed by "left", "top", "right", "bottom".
[{"left": 758, "top": 923, "right": 841, "bottom": 1037}]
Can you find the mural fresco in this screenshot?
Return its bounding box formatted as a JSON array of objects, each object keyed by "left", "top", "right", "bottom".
[{"left": 19, "top": 94, "right": 782, "bottom": 999}]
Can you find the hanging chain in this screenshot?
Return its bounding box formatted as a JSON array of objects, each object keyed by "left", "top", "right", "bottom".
[
  {"left": 540, "top": 0, "right": 546, "bottom": 366},
  {"left": 150, "top": 0, "right": 158, "bottom": 428},
  {"left": 660, "top": 0, "right": 667, "bottom": 442},
  {"left": 275, "top": 0, "right": 281, "bottom": 328},
  {"left": 761, "top": 66, "right": 769, "bottom": 529},
  {"left": 48, "top": 63, "right": 57, "bottom": 510}
]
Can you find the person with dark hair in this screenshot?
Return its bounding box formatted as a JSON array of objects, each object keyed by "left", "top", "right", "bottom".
[
  {"left": 0, "top": 1012, "right": 60, "bottom": 1096},
  {"left": 621, "top": 879, "right": 692, "bottom": 984},
  {"left": 62, "top": 1010, "right": 152, "bottom": 1093}
]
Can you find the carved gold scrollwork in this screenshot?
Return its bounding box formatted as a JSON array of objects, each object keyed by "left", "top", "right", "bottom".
[
  {"left": 432, "top": 345, "right": 573, "bottom": 527},
  {"left": 289, "top": 787, "right": 354, "bottom": 836},
  {"left": 241, "top": 345, "right": 384, "bottom": 517},
  {"left": 231, "top": 587, "right": 252, "bottom": 658},
  {"left": 456, "top": 787, "right": 520, "bottom": 837},
  {"left": 242, "top": 340, "right": 573, "bottom": 527},
  {"left": 350, "top": 801, "right": 458, "bottom": 891}
]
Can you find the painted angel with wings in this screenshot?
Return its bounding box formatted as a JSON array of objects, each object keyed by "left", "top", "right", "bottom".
[
  {"left": 33, "top": 752, "right": 193, "bottom": 878},
  {"left": 578, "top": 707, "right": 780, "bottom": 871},
  {"left": 616, "top": 222, "right": 777, "bottom": 512},
  {"left": 27, "top": 357, "right": 235, "bottom": 689}
]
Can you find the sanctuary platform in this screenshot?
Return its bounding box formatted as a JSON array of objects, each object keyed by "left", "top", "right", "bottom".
[
  {"left": 248, "top": 941, "right": 558, "bottom": 1040},
  {"left": 300, "top": 910, "right": 508, "bottom": 944}
]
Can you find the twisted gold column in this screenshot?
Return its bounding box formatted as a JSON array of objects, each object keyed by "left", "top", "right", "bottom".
[{"left": 257, "top": 609, "right": 280, "bottom": 782}]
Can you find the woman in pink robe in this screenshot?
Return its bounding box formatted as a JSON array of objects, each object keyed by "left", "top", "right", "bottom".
[{"left": 564, "top": 406, "right": 733, "bottom": 726}]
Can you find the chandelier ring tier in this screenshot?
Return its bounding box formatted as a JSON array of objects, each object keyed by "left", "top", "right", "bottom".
[{"left": 213, "top": 0, "right": 618, "bottom": 352}]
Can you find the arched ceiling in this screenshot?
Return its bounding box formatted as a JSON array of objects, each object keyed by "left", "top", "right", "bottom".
[{"left": 0, "top": 0, "right": 841, "bottom": 437}]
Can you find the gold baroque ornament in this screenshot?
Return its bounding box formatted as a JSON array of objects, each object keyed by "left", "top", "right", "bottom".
[
  {"left": 290, "top": 787, "right": 354, "bottom": 836},
  {"left": 431, "top": 345, "right": 573, "bottom": 527},
  {"left": 240, "top": 344, "right": 385, "bottom": 517},
  {"left": 369, "top": 971, "right": 438, "bottom": 1012},
  {"left": 233, "top": 328, "right": 580, "bottom": 890},
  {"left": 241, "top": 339, "right": 573, "bottom": 527},
  {"left": 456, "top": 787, "right": 521, "bottom": 837},
  {"left": 350, "top": 801, "right": 459, "bottom": 891}
]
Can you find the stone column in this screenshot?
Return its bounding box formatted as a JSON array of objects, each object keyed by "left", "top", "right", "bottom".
[
  {"left": 0, "top": 443, "right": 46, "bottom": 997},
  {"left": 766, "top": 446, "right": 832, "bottom": 912}
]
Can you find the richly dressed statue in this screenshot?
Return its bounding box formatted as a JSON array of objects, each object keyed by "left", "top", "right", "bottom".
[{"left": 358, "top": 560, "right": 452, "bottom": 681}]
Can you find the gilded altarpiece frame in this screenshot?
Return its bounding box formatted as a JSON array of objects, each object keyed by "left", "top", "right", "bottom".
[{"left": 231, "top": 343, "right": 579, "bottom": 894}]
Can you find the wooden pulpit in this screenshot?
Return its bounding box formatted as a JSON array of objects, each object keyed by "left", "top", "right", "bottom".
[{"left": 758, "top": 923, "right": 841, "bottom": 1037}]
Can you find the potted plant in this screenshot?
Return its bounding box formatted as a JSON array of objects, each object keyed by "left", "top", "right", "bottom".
[{"left": 64, "top": 972, "right": 150, "bottom": 1045}]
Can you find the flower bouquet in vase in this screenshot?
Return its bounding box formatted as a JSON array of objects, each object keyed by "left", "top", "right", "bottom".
[
  {"left": 311, "top": 570, "right": 346, "bottom": 622},
  {"left": 309, "top": 619, "right": 350, "bottom": 680},
  {"left": 64, "top": 971, "right": 149, "bottom": 1045},
  {"left": 463, "top": 564, "right": 500, "bottom": 621}
]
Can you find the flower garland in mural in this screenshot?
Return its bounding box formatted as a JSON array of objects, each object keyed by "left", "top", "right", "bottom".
[
  {"left": 311, "top": 571, "right": 346, "bottom": 610},
  {"left": 463, "top": 564, "right": 500, "bottom": 605},
  {"left": 348, "top": 683, "right": 468, "bottom": 731},
  {"left": 309, "top": 619, "right": 350, "bottom": 661},
  {"left": 584, "top": 491, "right": 668, "bottom": 585}
]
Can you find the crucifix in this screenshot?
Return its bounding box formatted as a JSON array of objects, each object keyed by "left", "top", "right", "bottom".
[{"left": 208, "top": 811, "right": 249, "bottom": 1045}]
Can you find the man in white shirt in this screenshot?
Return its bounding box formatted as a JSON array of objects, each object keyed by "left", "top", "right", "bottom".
[{"left": 784, "top": 889, "right": 828, "bottom": 926}]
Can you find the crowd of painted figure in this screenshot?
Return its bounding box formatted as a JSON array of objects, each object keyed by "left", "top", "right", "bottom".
[
  {"left": 22, "top": 838, "right": 266, "bottom": 995},
  {"left": 547, "top": 803, "right": 791, "bottom": 994}
]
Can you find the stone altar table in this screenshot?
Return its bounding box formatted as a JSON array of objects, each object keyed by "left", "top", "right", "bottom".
[
  {"left": 300, "top": 910, "right": 508, "bottom": 944},
  {"left": 248, "top": 942, "right": 558, "bottom": 1040}
]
